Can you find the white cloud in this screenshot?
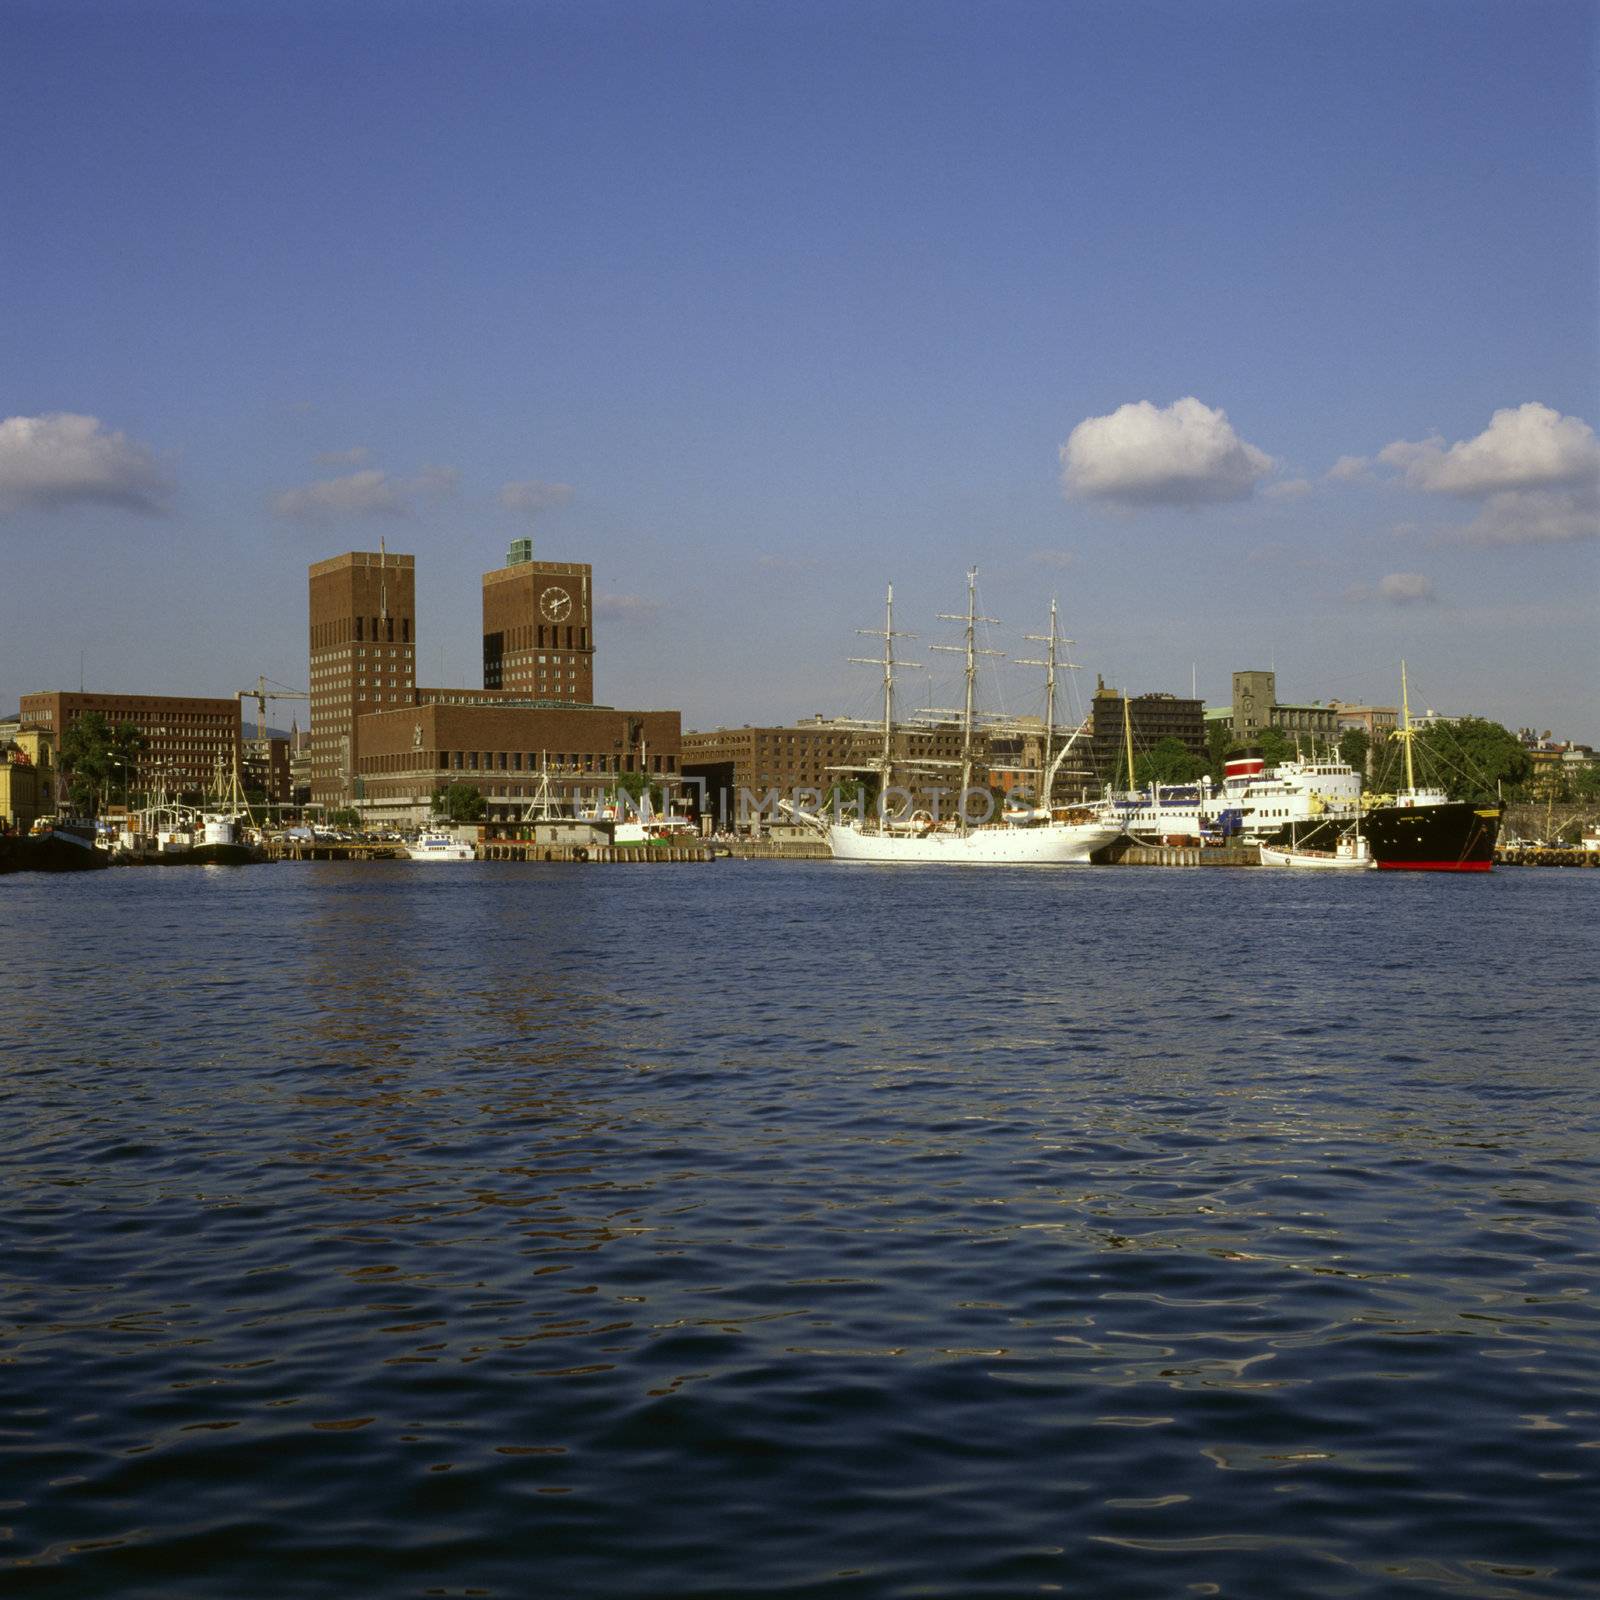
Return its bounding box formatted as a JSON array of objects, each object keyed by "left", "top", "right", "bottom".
[
  {"left": 315, "top": 446, "right": 373, "bottom": 468},
  {"left": 1263, "top": 477, "right": 1312, "bottom": 500},
  {"left": 1028, "top": 549, "right": 1076, "bottom": 568},
  {"left": 1378, "top": 402, "right": 1600, "bottom": 495},
  {"left": 1347, "top": 571, "right": 1437, "bottom": 605},
  {"left": 595, "top": 592, "right": 660, "bottom": 621},
  {"left": 1326, "top": 454, "right": 1372, "bottom": 483},
  {"left": 1455, "top": 483, "right": 1599, "bottom": 546},
  {"left": 272, "top": 465, "right": 458, "bottom": 521},
  {"left": 1377, "top": 403, "right": 1600, "bottom": 547},
  {"left": 0, "top": 412, "right": 173, "bottom": 514},
  {"left": 1377, "top": 571, "right": 1436, "bottom": 604},
  {"left": 500, "top": 479, "right": 574, "bottom": 515},
  {"left": 1060, "top": 396, "right": 1273, "bottom": 507}
]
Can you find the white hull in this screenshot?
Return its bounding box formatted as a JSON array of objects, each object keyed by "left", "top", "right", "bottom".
[
  {"left": 405, "top": 836, "right": 475, "bottom": 861},
  {"left": 828, "top": 819, "right": 1120, "bottom": 864},
  {"left": 1258, "top": 839, "right": 1373, "bottom": 871}
]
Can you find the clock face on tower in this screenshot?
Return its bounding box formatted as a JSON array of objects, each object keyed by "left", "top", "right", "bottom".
[{"left": 540, "top": 586, "right": 572, "bottom": 622}]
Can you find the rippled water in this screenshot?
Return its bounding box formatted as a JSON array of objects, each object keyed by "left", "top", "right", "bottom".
[{"left": 3, "top": 862, "right": 1597, "bottom": 1598}]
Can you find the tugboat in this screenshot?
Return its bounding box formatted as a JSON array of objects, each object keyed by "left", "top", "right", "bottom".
[{"left": 1364, "top": 662, "right": 1500, "bottom": 872}]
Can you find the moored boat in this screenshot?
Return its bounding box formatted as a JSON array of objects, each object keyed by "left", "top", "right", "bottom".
[
  {"left": 1259, "top": 829, "right": 1374, "bottom": 870},
  {"left": 405, "top": 831, "right": 475, "bottom": 861},
  {"left": 1364, "top": 663, "right": 1499, "bottom": 873},
  {"left": 821, "top": 577, "right": 1121, "bottom": 865}
]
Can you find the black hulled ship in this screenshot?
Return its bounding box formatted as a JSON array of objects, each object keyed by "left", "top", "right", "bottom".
[
  {"left": 1364, "top": 792, "right": 1499, "bottom": 872},
  {"left": 1365, "top": 661, "right": 1499, "bottom": 873}
]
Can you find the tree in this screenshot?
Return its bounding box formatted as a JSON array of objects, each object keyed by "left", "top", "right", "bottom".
[
  {"left": 1254, "top": 727, "right": 1296, "bottom": 769},
  {"left": 1337, "top": 728, "right": 1370, "bottom": 784},
  {"left": 1205, "top": 720, "right": 1236, "bottom": 785},
  {"left": 1410, "top": 717, "right": 1531, "bottom": 801},
  {"left": 327, "top": 808, "right": 363, "bottom": 829},
  {"left": 1134, "top": 736, "right": 1208, "bottom": 788},
  {"left": 431, "top": 782, "right": 486, "bottom": 822},
  {"left": 58, "top": 714, "right": 146, "bottom": 817},
  {"left": 612, "top": 770, "right": 667, "bottom": 811}
]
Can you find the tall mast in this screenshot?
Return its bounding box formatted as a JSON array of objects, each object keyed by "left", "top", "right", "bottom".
[
  {"left": 1122, "top": 690, "right": 1137, "bottom": 793},
  {"left": 850, "top": 583, "right": 919, "bottom": 792},
  {"left": 1399, "top": 658, "right": 1416, "bottom": 792},
  {"left": 932, "top": 568, "right": 1000, "bottom": 827},
  {"left": 1019, "top": 598, "right": 1077, "bottom": 807}
]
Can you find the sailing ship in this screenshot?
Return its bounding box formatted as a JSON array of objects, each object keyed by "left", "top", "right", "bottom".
[
  {"left": 1363, "top": 662, "right": 1499, "bottom": 872},
  {"left": 819, "top": 572, "right": 1121, "bottom": 865}
]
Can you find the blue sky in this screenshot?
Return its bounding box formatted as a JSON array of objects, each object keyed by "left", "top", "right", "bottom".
[{"left": 3, "top": 0, "right": 1596, "bottom": 736}]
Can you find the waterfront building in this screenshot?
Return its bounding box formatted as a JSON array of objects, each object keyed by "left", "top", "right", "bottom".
[
  {"left": 242, "top": 734, "right": 292, "bottom": 807},
  {"left": 681, "top": 718, "right": 979, "bottom": 826},
  {"left": 309, "top": 545, "right": 678, "bottom": 825},
  {"left": 354, "top": 703, "right": 681, "bottom": 827},
  {"left": 481, "top": 540, "right": 594, "bottom": 702},
  {"left": 1228, "top": 670, "right": 1339, "bottom": 745},
  {"left": 1326, "top": 700, "right": 1398, "bottom": 740},
  {"left": 1089, "top": 681, "right": 1207, "bottom": 785},
  {"left": 308, "top": 550, "right": 418, "bottom": 809},
  {"left": 1, "top": 727, "right": 55, "bottom": 832},
  {"left": 18, "top": 690, "right": 240, "bottom": 799}
]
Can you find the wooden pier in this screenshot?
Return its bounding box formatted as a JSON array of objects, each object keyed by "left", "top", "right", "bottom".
[
  {"left": 1111, "top": 843, "right": 1260, "bottom": 867},
  {"left": 481, "top": 841, "right": 712, "bottom": 863}
]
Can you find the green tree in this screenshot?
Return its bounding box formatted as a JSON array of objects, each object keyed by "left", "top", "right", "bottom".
[
  {"left": 328, "top": 807, "right": 363, "bottom": 829},
  {"left": 1134, "top": 736, "right": 1208, "bottom": 787},
  {"left": 1571, "top": 763, "right": 1600, "bottom": 801},
  {"left": 1409, "top": 717, "right": 1532, "bottom": 801},
  {"left": 431, "top": 782, "right": 486, "bottom": 822},
  {"left": 1337, "top": 728, "right": 1371, "bottom": 784},
  {"left": 1205, "top": 720, "right": 1237, "bottom": 785},
  {"left": 611, "top": 770, "right": 668, "bottom": 811},
  {"left": 58, "top": 714, "right": 147, "bottom": 816},
  {"left": 1255, "top": 727, "right": 1296, "bottom": 768}
]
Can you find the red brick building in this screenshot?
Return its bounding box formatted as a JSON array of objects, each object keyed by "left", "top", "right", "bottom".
[
  {"left": 481, "top": 542, "right": 595, "bottom": 702},
  {"left": 19, "top": 690, "right": 240, "bottom": 799},
  {"left": 308, "top": 550, "right": 417, "bottom": 807},
  {"left": 355, "top": 702, "right": 680, "bottom": 825}
]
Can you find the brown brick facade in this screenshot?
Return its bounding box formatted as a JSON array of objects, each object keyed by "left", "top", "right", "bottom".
[
  {"left": 19, "top": 691, "right": 240, "bottom": 798},
  {"left": 355, "top": 703, "right": 681, "bottom": 822},
  {"left": 308, "top": 551, "right": 417, "bottom": 807},
  {"left": 481, "top": 558, "right": 594, "bottom": 702}
]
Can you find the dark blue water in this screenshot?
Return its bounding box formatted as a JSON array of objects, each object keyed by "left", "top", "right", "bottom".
[{"left": 3, "top": 862, "right": 1596, "bottom": 1598}]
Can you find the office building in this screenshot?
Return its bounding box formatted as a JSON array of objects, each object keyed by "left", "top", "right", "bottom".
[
  {"left": 308, "top": 550, "right": 418, "bottom": 808},
  {"left": 18, "top": 690, "right": 240, "bottom": 798}
]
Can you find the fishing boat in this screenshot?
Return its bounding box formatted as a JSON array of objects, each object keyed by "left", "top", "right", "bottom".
[
  {"left": 818, "top": 574, "right": 1121, "bottom": 865},
  {"left": 1258, "top": 825, "right": 1374, "bottom": 870},
  {"left": 1363, "top": 663, "right": 1500, "bottom": 872}
]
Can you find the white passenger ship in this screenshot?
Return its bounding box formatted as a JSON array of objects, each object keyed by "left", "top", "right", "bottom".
[{"left": 1100, "top": 751, "right": 1363, "bottom": 844}]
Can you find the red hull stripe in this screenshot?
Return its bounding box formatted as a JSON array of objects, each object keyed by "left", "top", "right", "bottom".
[{"left": 1375, "top": 860, "right": 1493, "bottom": 872}]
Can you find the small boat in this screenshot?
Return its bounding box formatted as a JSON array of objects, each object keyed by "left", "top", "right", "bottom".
[
  {"left": 404, "top": 831, "right": 475, "bottom": 861},
  {"left": 1259, "top": 829, "right": 1374, "bottom": 870}
]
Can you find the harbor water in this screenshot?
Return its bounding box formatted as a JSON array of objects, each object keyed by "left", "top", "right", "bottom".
[{"left": 3, "top": 862, "right": 1597, "bottom": 1598}]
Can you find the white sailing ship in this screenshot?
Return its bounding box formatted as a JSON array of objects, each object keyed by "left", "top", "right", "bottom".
[{"left": 818, "top": 573, "right": 1122, "bottom": 866}]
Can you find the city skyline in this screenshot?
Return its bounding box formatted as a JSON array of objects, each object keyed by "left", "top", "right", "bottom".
[{"left": 2, "top": 1, "right": 1595, "bottom": 736}]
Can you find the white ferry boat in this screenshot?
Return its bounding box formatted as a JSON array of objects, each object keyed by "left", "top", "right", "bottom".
[
  {"left": 405, "top": 831, "right": 475, "bottom": 861},
  {"left": 1100, "top": 752, "right": 1363, "bottom": 845}
]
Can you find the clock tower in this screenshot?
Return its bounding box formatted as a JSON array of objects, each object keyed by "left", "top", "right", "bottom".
[{"left": 481, "top": 541, "right": 595, "bottom": 703}]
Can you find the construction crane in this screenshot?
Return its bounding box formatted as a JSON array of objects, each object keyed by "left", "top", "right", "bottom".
[{"left": 237, "top": 675, "right": 310, "bottom": 742}]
